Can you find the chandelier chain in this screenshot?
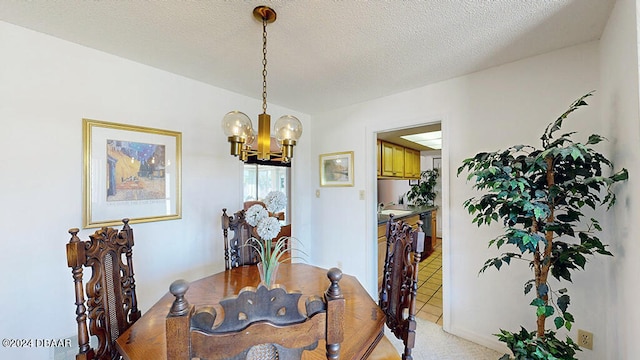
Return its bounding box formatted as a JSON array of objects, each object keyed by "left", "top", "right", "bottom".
[{"left": 262, "top": 18, "right": 268, "bottom": 114}]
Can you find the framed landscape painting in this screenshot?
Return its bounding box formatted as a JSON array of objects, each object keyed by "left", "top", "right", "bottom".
[
  {"left": 83, "top": 119, "right": 182, "bottom": 228},
  {"left": 319, "top": 151, "right": 354, "bottom": 187}
]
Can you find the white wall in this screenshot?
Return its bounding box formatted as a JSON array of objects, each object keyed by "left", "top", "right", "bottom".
[
  {"left": 0, "top": 21, "right": 311, "bottom": 360},
  {"left": 310, "top": 41, "right": 611, "bottom": 355},
  {"left": 600, "top": 0, "right": 640, "bottom": 358}
]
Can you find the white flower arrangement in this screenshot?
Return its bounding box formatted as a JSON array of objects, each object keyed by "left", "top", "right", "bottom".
[
  {"left": 264, "top": 191, "right": 287, "bottom": 213},
  {"left": 244, "top": 191, "right": 293, "bottom": 287},
  {"left": 256, "top": 216, "right": 281, "bottom": 241},
  {"left": 245, "top": 204, "right": 269, "bottom": 227}
]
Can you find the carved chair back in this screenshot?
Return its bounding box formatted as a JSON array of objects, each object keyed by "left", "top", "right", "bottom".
[
  {"left": 166, "top": 268, "right": 345, "bottom": 360},
  {"left": 222, "top": 209, "right": 260, "bottom": 270},
  {"left": 243, "top": 200, "right": 266, "bottom": 211},
  {"left": 66, "top": 218, "right": 141, "bottom": 360},
  {"left": 379, "top": 215, "right": 425, "bottom": 360}
]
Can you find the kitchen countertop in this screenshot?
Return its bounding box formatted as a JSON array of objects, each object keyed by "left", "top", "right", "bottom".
[{"left": 377, "top": 205, "right": 437, "bottom": 224}]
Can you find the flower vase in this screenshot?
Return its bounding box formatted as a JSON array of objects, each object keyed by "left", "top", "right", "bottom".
[{"left": 257, "top": 261, "right": 279, "bottom": 288}]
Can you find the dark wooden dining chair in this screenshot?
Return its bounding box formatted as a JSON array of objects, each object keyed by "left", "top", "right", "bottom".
[
  {"left": 379, "top": 215, "right": 425, "bottom": 360},
  {"left": 222, "top": 208, "right": 260, "bottom": 270},
  {"left": 66, "top": 218, "right": 141, "bottom": 360},
  {"left": 166, "top": 268, "right": 345, "bottom": 360},
  {"left": 243, "top": 200, "right": 266, "bottom": 211}
]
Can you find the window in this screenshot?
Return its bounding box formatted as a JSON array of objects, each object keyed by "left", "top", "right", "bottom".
[{"left": 243, "top": 164, "right": 290, "bottom": 220}]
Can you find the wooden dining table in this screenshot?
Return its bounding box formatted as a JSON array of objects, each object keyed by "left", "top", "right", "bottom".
[{"left": 116, "top": 263, "right": 387, "bottom": 360}]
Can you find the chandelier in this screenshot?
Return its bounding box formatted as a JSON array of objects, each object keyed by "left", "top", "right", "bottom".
[{"left": 221, "top": 6, "right": 303, "bottom": 163}]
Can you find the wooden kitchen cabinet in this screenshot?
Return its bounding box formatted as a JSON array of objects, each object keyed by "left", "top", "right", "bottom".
[
  {"left": 378, "top": 140, "right": 419, "bottom": 179},
  {"left": 404, "top": 148, "right": 420, "bottom": 179},
  {"left": 404, "top": 214, "right": 421, "bottom": 228},
  {"left": 392, "top": 143, "right": 405, "bottom": 177},
  {"left": 381, "top": 141, "right": 394, "bottom": 177}
]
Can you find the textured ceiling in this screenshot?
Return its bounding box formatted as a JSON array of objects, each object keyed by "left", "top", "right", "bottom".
[{"left": 0, "top": 1, "right": 614, "bottom": 115}]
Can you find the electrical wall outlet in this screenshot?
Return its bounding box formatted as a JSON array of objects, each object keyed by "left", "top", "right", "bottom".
[{"left": 577, "top": 329, "right": 593, "bottom": 350}]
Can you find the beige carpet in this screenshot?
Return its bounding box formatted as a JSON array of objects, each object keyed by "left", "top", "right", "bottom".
[{"left": 386, "top": 318, "right": 505, "bottom": 360}]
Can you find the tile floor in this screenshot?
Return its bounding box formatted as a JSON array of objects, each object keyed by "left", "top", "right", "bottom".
[{"left": 415, "top": 238, "right": 443, "bottom": 325}]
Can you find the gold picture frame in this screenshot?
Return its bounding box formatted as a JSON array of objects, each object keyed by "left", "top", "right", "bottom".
[
  {"left": 319, "top": 151, "right": 354, "bottom": 187},
  {"left": 83, "top": 118, "right": 182, "bottom": 228}
]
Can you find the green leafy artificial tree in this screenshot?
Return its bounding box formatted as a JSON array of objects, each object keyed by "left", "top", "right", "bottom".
[
  {"left": 406, "top": 168, "right": 439, "bottom": 207},
  {"left": 457, "top": 93, "right": 628, "bottom": 359}
]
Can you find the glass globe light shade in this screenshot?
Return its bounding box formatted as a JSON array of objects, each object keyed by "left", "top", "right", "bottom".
[
  {"left": 274, "top": 115, "right": 303, "bottom": 142},
  {"left": 245, "top": 128, "right": 256, "bottom": 146},
  {"left": 222, "top": 111, "right": 252, "bottom": 138}
]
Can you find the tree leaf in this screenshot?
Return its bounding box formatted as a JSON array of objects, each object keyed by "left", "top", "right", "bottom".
[
  {"left": 557, "top": 294, "right": 570, "bottom": 313},
  {"left": 524, "top": 282, "right": 533, "bottom": 295},
  {"left": 612, "top": 168, "right": 629, "bottom": 182},
  {"left": 564, "top": 312, "right": 575, "bottom": 322},
  {"left": 531, "top": 298, "right": 545, "bottom": 307},
  {"left": 545, "top": 305, "right": 555, "bottom": 317},
  {"left": 586, "top": 134, "right": 605, "bottom": 145}
]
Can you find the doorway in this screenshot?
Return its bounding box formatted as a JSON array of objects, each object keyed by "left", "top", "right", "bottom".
[{"left": 376, "top": 122, "right": 444, "bottom": 326}]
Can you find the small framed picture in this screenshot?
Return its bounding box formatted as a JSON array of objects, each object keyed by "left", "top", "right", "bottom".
[
  {"left": 409, "top": 179, "right": 419, "bottom": 186},
  {"left": 319, "top": 151, "right": 354, "bottom": 187},
  {"left": 433, "top": 157, "right": 442, "bottom": 169}
]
